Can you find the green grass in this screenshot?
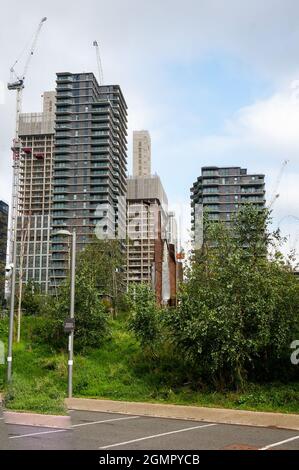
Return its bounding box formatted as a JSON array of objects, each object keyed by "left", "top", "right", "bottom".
[{"left": 0, "top": 316, "right": 299, "bottom": 415}]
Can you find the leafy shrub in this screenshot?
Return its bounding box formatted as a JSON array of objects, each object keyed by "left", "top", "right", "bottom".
[
  {"left": 127, "top": 284, "right": 161, "bottom": 353},
  {"left": 165, "top": 206, "right": 299, "bottom": 390},
  {"left": 29, "top": 264, "right": 110, "bottom": 352}
]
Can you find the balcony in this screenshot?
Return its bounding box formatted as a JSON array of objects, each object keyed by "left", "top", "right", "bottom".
[
  {"left": 53, "top": 179, "right": 69, "bottom": 185},
  {"left": 240, "top": 188, "right": 265, "bottom": 194},
  {"left": 56, "top": 99, "right": 73, "bottom": 106},
  {"left": 203, "top": 179, "right": 220, "bottom": 185},
  {"left": 56, "top": 75, "right": 73, "bottom": 83},
  {"left": 56, "top": 115, "right": 72, "bottom": 123},
  {"left": 55, "top": 133, "right": 71, "bottom": 138},
  {"left": 55, "top": 140, "right": 71, "bottom": 146},
  {"left": 57, "top": 91, "right": 73, "bottom": 99},
  {"left": 56, "top": 83, "right": 73, "bottom": 90},
  {"left": 56, "top": 104, "right": 72, "bottom": 112},
  {"left": 54, "top": 149, "right": 70, "bottom": 155},
  {"left": 55, "top": 124, "right": 71, "bottom": 130},
  {"left": 53, "top": 176, "right": 70, "bottom": 183},
  {"left": 53, "top": 188, "right": 67, "bottom": 194}
]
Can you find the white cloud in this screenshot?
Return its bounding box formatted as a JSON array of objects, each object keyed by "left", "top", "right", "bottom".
[
  {"left": 2, "top": 0, "right": 299, "bottom": 253},
  {"left": 227, "top": 88, "right": 299, "bottom": 151}
]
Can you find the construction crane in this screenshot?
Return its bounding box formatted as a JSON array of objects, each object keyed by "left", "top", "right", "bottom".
[
  {"left": 8, "top": 17, "right": 47, "bottom": 137},
  {"left": 93, "top": 40, "right": 104, "bottom": 85},
  {"left": 7, "top": 17, "right": 47, "bottom": 347},
  {"left": 268, "top": 159, "right": 289, "bottom": 209}
]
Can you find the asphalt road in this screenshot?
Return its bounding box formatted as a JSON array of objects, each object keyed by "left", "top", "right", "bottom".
[
  {"left": 0, "top": 405, "right": 9, "bottom": 450},
  {"left": 2, "top": 410, "right": 299, "bottom": 450}
]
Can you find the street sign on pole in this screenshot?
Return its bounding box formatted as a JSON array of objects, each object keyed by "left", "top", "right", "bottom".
[{"left": 64, "top": 318, "right": 75, "bottom": 334}]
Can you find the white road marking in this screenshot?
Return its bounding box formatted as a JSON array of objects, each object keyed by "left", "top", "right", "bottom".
[
  {"left": 261, "top": 435, "right": 299, "bottom": 450},
  {"left": 72, "top": 416, "right": 139, "bottom": 427},
  {"left": 9, "top": 415, "right": 139, "bottom": 439},
  {"left": 9, "top": 429, "right": 68, "bottom": 439},
  {"left": 99, "top": 423, "right": 218, "bottom": 449}
]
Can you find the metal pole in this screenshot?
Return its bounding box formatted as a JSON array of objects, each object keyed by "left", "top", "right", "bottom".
[
  {"left": 7, "top": 241, "right": 17, "bottom": 382},
  {"left": 68, "top": 230, "right": 76, "bottom": 398}
]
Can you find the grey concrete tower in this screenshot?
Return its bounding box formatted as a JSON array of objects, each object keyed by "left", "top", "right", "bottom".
[
  {"left": 133, "top": 130, "right": 151, "bottom": 177},
  {"left": 16, "top": 92, "right": 56, "bottom": 293},
  {"left": 191, "top": 166, "right": 266, "bottom": 249},
  {"left": 51, "top": 72, "right": 128, "bottom": 287},
  {"left": 0, "top": 201, "right": 8, "bottom": 304}
]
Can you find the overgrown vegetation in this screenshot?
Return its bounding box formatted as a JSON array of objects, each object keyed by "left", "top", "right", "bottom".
[
  {"left": 18, "top": 239, "right": 126, "bottom": 351},
  {"left": 127, "top": 284, "right": 162, "bottom": 352},
  {"left": 0, "top": 316, "right": 298, "bottom": 414},
  {"left": 126, "top": 207, "right": 299, "bottom": 390},
  {"left": 0, "top": 206, "right": 298, "bottom": 414}
]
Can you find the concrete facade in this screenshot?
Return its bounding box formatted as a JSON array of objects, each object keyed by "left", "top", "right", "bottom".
[
  {"left": 15, "top": 93, "right": 56, "bottom": 293},
  {"left": 133, "top": 130, "right": 151, "bottom": 177},
  {"left": 0, "top": 201, "right": 8, "bottom": 305},
  {"left": 51, "top": 73, "right": 128, "bottom": 288},
  {"left": 126, "top": 175, "right": 177, "bottom": 304},
  {"left": 191, "top": 166, "right": 266, "bottom": 249}
]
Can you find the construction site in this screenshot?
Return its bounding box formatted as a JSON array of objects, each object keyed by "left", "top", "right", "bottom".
[{"left": 4, "top": 15, "right": 183, "bottom": 334}]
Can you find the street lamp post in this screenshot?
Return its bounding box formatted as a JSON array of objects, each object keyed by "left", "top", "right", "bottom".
[
  {"left": 7, "top": 259, "right": 16, "bottom": 382},
  {"left": 68, "top": 230, "right": 76, "bottom": 398},
  {"left": 53, "top": 229, "right": 76, "bottom": 398}
]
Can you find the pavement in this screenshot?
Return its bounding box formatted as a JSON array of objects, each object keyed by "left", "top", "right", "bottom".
[
  {"left": 66, "top": 397, "right": 299, "bottom": 431},
  {"left": 2, "top": 409, "right": 299, "bottom": 450}
]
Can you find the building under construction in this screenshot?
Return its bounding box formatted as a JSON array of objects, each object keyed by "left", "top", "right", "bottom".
[
  {"left": 126, "top": 175, "right": 177, "bottom": 305},
  {"left": 15, "top": 92, "right": 55, "bottom": 294},
  {"left": 0, "top": 201, "right": 9, "bottom": 305}
]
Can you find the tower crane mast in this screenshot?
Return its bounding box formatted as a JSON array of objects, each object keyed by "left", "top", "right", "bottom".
[
  {"left": 6, "top": 17, "right": 47, "bottom": 351},
  {"left": 8, "top": 17, "right": 47, "bottom": 138},
  {"left": 93, "top": 40, "right": 104, "bottom": 85},
  {"left": 268, "top": 159, "right": 289, "bottom": 209}
]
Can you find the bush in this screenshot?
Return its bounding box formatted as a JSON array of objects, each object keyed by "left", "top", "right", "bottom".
[
  {"left": 29, "top": 264, "right": 110, "bottom": 352},
  {"left": 127, "top": 284, "right": 161, "bottom": 353},
  {"left": 165, "top": 206, "right": 299, "bottom": 390},
  {"left": 26, "top": 315, "right": 65, "bottom": 351},
  {"left": 21, "top": 280, "right": 43, "bottom": 316}
]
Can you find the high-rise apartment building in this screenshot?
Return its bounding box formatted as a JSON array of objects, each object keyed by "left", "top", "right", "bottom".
[
  {"left": 51, "top": 73, "right": 127, "bottom": 287},
  {"left": 133, "top": 130, "right": 151, "bottom": 177},
  {"left": 0, "top": 201, "right": 9, "bottom": 304},
  {"left": 191, "top": 166, "right": 266, "bottom": 248},
  {"left": 126, "top": 175, "right": 177, "bottom": 304},
  {"left": 15, "top": 92, "right": 55, "bottom": 293}
]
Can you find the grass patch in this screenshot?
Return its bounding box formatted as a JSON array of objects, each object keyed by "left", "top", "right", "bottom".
[{"left": 0, "top": 316, "right": 298, "bottom": 414}]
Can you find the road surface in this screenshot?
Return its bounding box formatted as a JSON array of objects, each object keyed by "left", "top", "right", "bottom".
[{"left": 3, "top": 409, "right": 299, "bottom": 450}]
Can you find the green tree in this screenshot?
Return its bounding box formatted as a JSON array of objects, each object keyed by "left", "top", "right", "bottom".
[
  {"left": 30, "top": 263, "right": 110, "bottom": 352},
  {"left": 128, "top": 283, "right": 161, "bottom": 353},
  {"left": 21, "top": 280, "right": 43, "bottom": 316},
  {"left": 77, "top": 238, "right": 126, "bottom": 316},
  {"left": 166, "top": 206, "right": 299, "bottom": 390}
]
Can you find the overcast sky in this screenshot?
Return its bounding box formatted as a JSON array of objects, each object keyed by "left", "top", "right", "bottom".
[{"left": 1, "top": 0, "right": 299, "bottom": 252}]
